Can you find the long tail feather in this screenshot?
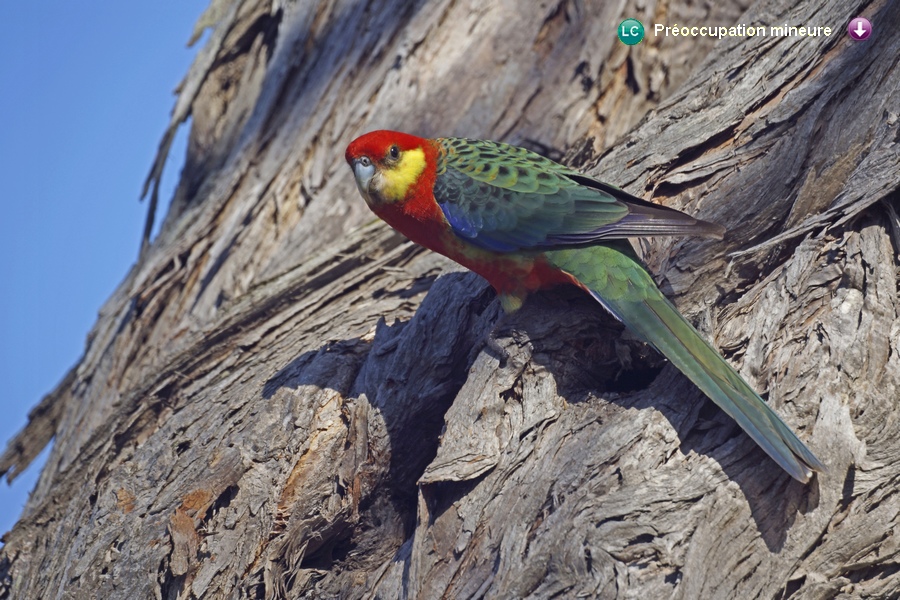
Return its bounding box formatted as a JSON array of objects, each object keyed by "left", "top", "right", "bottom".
[{"left": 545, "top": 245, "right": 825, "bottom": 482}]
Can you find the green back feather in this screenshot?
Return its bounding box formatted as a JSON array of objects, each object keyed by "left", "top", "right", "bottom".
[{"left": 434, "top": 137, "right": 723, "bottom": 252}]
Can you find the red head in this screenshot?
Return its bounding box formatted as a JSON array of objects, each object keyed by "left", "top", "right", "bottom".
[{"left": 345, "top": 130, "right": 437, "bottom": 207}]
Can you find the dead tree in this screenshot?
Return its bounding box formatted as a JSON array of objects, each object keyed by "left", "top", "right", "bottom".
[{"left": 2, "top": 0, "right": 898, "bottom": 598}]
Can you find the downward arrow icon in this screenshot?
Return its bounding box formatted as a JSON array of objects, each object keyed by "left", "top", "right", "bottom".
[{"left": 849, "top": 17, "right": 871, "bottom": 40}]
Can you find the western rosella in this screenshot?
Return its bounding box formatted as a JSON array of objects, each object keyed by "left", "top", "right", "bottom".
[{"left": 345, "top": 130, "right": 823, "bottom": 483}]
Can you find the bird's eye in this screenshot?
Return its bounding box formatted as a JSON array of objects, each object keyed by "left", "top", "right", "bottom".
[
  {"left": 359, "top": 156, "right": 371, "bottom": 167},
  {"left": 389, "top": 145, "right": 400, "bottom": 159}
]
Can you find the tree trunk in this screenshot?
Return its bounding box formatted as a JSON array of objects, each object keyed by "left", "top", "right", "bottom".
[{"left": 2, "top": 0, "right": 898, "bottom": 598}]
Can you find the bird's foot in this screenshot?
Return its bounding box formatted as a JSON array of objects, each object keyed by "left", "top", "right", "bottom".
[
  {"left": 481, "top": 308, "right": 511, "bottom": 365},
  {"left": 483, "top": 330, "right": 510, "bottom": 365}
]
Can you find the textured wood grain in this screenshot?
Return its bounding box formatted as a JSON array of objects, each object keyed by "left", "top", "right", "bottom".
[{"left": 1, "top": 0, "right": 898, "bottom": 598}]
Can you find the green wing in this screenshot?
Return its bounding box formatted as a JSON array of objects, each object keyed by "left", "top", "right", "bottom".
[{"left": 434, "top": 137, "right": 724, "bottom": 253}]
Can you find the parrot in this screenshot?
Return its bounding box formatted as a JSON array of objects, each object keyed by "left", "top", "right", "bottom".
[{"left": 345, "top": 130, "right": 824, "bottom": 483}]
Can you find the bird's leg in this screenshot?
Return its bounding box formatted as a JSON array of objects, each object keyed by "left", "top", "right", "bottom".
[
  {"left": 481, "top": 292, "right": 524, "bottom": 365},
  {"left": 482, "top": 314, "right": 510, "bottom": 364}
]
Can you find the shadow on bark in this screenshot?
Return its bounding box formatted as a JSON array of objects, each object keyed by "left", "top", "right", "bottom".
[{"left": 263, "top": 263, "right": 820, "bottom": 563}]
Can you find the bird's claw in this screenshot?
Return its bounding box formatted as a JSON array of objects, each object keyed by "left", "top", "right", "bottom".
[{"left": 483, "top": 330, "right": 510, "bottom": 365}]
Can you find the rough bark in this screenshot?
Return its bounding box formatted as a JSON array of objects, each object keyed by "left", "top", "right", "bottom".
[{"left": 2, "top": 0, "right": 899, "bottom": 598}]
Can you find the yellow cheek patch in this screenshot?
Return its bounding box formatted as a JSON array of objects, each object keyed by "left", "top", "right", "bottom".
[{"left": 379, "top": 148, "right": 426, "bottom": 202}]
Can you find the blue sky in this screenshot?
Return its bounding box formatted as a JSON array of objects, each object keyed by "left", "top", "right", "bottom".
[{"left": 0, "top": 1, "right": 208, "bottom": 539}]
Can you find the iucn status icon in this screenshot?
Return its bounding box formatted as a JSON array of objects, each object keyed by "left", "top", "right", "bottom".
[{"left": 618, "top": 19, "right": 645, "bottom": 45}]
